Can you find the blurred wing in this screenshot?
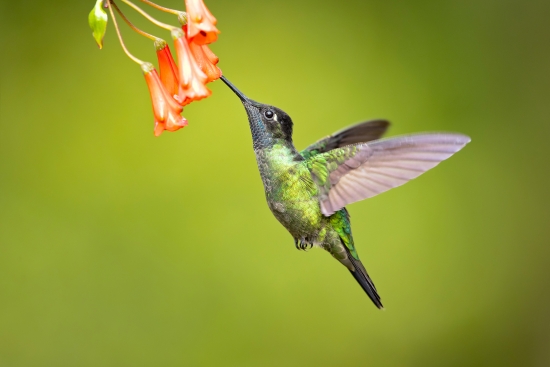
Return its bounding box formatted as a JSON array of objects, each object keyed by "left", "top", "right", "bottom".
[
  {"left": 300, "top": 120, "right": 390, "bottom": 159},
  {"left": 308, "top": 133, "right": 471, "bottom": 216}
]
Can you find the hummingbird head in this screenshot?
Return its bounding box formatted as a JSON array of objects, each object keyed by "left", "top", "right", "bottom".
[{"left": 220, "top": 76, "right": 294, "bottom": 150}]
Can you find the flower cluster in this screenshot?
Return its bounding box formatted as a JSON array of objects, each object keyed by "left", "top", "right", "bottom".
[{"left": 88, "top": 0, "right": 221, "bottom": 136}]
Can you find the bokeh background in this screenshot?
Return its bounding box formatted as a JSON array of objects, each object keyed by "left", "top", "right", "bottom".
[{"left": 1, "top": 0, "right": 549, "bottom": 366}]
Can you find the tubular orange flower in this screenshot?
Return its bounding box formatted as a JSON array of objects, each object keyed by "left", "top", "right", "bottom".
[
  {"left": 172, "top": 29, "right": 211, "bottom": 106},
  {"left": 182, "top": 25, "right": 221, "bottom": 83},
  {"left": 155, "top": 39, "right": 180, "bottom": 98},
  {"left": 201, "top": 44, "right": 219, "bottom": 65},
  {"left": 142, "top": 62, "right": 188, "bottom": 136},
  {"left": 188, "top": 41, "right": 221, "bottom": 83},
  {"left": 185, "top": 0, "right": 219, "bottom": 45}
]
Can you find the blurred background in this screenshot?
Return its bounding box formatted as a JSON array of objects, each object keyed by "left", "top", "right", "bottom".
[{"left": 1, "top": 0, "right": 549, "bottom": 366}]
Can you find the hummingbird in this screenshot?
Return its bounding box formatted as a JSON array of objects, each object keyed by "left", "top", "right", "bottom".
[{"left": 220, "top": 76, "right": 470, "bottom": 309}]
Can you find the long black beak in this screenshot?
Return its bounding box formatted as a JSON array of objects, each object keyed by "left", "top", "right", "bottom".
[{"left": 220, "top": 75, "right": 249, "bottom": 102}]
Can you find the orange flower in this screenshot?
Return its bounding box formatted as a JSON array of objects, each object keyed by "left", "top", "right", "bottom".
[
  {"left": 182, "top": 23, "right": 220, "bottom": 65},
  {"left": 185, "top": 0, "right": 219, "bottom": 45},
  {"left": 181, "top": 25, "right": 221, "bottom": 83},
  {"left": 141, "top": 62, "right": 188, "bottom": 136},
  {"left": 201, "top": 44, "right": 219, "bottom": 65},
  {"left": 155, "top": 40, "right": 179, "bottom": 99},
  {"left": 189, "top": 41, "right": 221, "bottom": 83},
  {"left": 172, "top": 29, "right": 211, "bottom": 106}
]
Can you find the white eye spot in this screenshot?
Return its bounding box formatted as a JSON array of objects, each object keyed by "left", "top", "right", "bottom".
[{"left": 273, "top": 114, "right": 278, "bottom": 122}]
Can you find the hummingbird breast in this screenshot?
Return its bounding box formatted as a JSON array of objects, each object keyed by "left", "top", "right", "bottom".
[{"left": 254, "top": 144, "right": 326, "bottom": 242}]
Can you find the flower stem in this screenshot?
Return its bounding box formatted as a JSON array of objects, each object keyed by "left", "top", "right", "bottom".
[
  {"left": 107, "top": 0, "right": 144, "bottom": 65},
  {"left": 110, "top": 0, "right": 157, "bottom": 41},
  {"left": 139, "top": 0, "right": 182, "bottom": 16},
  {"left": 120, "top": 0, "right": 177, "bottom": 32}
]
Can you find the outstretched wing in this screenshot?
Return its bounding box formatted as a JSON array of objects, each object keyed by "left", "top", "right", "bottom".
[
  {"left": 307, "top": 133, "right": 471, "bottom": 216},
  {"left": 300, "top": 120, "right": 390, "bottom": 159}
]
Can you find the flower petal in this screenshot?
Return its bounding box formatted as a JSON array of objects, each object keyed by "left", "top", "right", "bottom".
[
  {"left": 189, "top": 41, "right": 221, "bottom": 83},
  {"left": 201, "top": 44, "right": 219, "bottom": 65},
  {"left": 142, "top": 63, "right": 188, "bottom": 136},
  {"left": 185, "top": 0, "right": 219, "bottom": 45},
  {"left": 172, "top": 30, "right": 211, "bottom": 106},
  {"left": 155, "top": 40, "right": 180, "bottom": 99}
]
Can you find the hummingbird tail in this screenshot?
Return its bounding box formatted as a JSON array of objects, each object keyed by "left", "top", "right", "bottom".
[{"left": 348, "top": 255, "right": 384, "bottom": 309}]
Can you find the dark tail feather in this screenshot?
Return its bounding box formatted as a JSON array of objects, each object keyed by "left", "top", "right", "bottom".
[{"left": 348, "top": 255, "right": 384, "bottom": 309}]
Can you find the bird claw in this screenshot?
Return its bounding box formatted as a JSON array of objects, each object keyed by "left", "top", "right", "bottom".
[{"left": 294, "top": 238, "right": 313, "bottom": 251}]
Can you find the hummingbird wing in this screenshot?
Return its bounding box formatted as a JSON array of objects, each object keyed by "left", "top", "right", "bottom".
[
  {"left": 300, "top": 120, "right": 390, "bottom": 159},
  {"left": 307, "top": 133, "right": 471, "bottom": 216}
]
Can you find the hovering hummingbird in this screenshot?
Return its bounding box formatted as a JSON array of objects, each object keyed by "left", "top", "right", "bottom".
[{"left": 220, "top": 76, "right": 470, "bottom": 309}]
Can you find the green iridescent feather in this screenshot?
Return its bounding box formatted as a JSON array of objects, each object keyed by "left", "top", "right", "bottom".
[{"left": 306, "top": 145, "right": 362, "bottom": 200}]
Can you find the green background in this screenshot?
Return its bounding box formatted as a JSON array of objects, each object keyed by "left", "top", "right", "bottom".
[{"left": 1, "top": 0, "right": 549, "bottom": 366}]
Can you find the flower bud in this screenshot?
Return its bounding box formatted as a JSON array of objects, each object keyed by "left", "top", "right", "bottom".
[{"left": 88, "top": 0, "right": 108, "bottom": 49}]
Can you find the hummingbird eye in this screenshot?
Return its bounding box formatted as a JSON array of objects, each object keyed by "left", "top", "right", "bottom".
[{"left": 264, "top": 110, "right": 274, "bottom": 119}]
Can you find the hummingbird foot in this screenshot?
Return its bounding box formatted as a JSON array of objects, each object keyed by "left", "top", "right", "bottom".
[{"left": 294, "top": 237, "right": 314, "bottom": 251}]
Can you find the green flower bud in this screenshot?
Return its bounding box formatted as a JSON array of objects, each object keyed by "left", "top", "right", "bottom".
[{"left": 88, "top": 0, "right": 108, "bottom": 49}]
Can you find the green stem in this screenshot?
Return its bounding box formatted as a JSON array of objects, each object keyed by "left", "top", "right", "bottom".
[
  {"left": 139, "top": 0, "right": 182, "bottom": 16},
  {"left": 107, "top": 0, "right": 144, "bottom": 65},
  {"left": 111, "top": 0, "right": 157, "bottom": 41},
  {"left": 120, "top": 0, "right": 177, "bottom": 32}
]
